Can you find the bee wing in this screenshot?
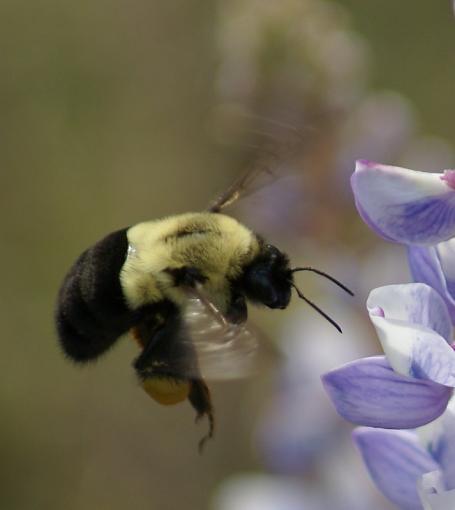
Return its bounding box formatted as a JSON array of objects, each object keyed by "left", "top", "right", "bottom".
[
  {"left": 208, "top": 165, "right": 268, "bottom": 213},
  {"left": 206, "top": 117, "right": 308, "bottom": 213},
  {"left": 181, "top": 289, "right": 259, "bottom": 380}
]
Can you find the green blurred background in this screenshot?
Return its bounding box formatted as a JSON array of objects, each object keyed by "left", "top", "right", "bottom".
[{"left": 1, "top": 1, "right": 454, "bottom": 509}]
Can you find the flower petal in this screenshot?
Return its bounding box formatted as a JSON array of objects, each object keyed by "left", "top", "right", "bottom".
[
  {"left": 418, "top": 471, "right": 455, "bottom": 510},
  {"left": 367, "top": 283, "right": 452, "bottom": 340},
  {"left": 367, "top": 284, "right": 455, "bottom": 385},
  {"left": 322, "top": 356, "right": 451, "bottom": 428},
  {"left": 437, "top": 239, "right": 455, "bottom": 286},
  {"left": 353, "top": 427, "right": 439, "bottom": 510},
  {"left": 422, "top": 400, "right": 455, "bottom": 491},
  {"left": 351, "top": 160, "right": 455, "bottom": 245},
  {"left": 372, "top": 318, "right": 455, "bottom": 386},
  {"left": 408, "top": 241, "right": 455, "bottom": 325}
]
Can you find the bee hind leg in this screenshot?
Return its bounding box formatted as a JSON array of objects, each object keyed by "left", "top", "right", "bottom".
[
  {"left": 188, "top": 379, "right": 214, "bottom": 453},
  {"left": 133, "top": 315, "right": 193, "bottom": 407},
  {"left": 132, "top": 307, "right": 215, "bottom": 450}
]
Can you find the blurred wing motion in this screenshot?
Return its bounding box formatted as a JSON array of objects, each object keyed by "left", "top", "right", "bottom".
[
  {"left": 182, "top": 288, "right": 259, "bottom": 380},
  {"left": 207, "top": 162, "right": 277, "bottom": 213},
  {"left": 207, "top": 118, "right": 307, "bottom": 213}
]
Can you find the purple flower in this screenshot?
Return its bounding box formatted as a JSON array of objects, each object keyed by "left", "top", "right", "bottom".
[
  {"left": 322, "top": 356, "right": 452, "bottom": 429},
  {"left": 351, "top": 160, "right": 455, "bottom": 245},
  {"left": 352, "top": 160, "right": 455, "bottom": 326},
  {"left": 322, "top": 283, "right": 454, "bottom": 429},
  {"left": 353, "top": 428, "right": 440, "bottom": 510},
  {"left": 352, "top": 402, "right": 455, "bottom": 510},
  {"left": 418, "top": 470, "right": 455, "bottom": 510},
  {"left": 345, "top": 159, "right": 455, "bottom": 509},
  {"left": 421, "top": 400, "right": 455, "bottom": 491},
  {"left": 366, "top": 284, "right": 455, "bottom": 385},
  {"left": 352, "top": 159, "right": 455, "bottom": 331},
  {"left": 408, "top": 239, "right": 455, "bottom": 324}
]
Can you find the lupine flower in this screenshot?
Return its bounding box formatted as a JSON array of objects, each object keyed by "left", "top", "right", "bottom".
[
  {"left": 353, "top": 400, "right": 455, "bottom": 510},
  {"left": 418, "top": 399, "right": 455, "bottom": 492},
  {"left": 322, "top": 283, "right": 454, "bottom": 429},
  {"left": 419, "top": 470, "right": 455, "bottom": 510},
  {"left": 353, "top": 428, "right": 440, "bottom": 510},
  {"left": 322, "top": 284, "right": 455, "bottom": 510},
  {"left": 323, "top": 159, "right": 455, "bottom": 509},
  {"left": 408, "top": 239, "right": 455, "bottom": 324},
  {"left": 351, "top": 160, "right": 455, "bottom": 245},
  {"left": 352, "top": 160, "right": 455, "bottom": 324}
]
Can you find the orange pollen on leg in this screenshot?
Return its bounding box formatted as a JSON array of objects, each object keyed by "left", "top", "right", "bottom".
[{"left": 141, "top": 377, "right": 190, "bottom": 406}]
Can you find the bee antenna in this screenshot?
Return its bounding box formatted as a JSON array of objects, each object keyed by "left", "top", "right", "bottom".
[
  {"left": 291, "top": 267, "right": 354, "bottom": 296},
  {"left": 291, "top": 283, "right": 343, "bottom": 333}
]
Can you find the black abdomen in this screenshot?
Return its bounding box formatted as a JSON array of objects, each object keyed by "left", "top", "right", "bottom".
[{"left": 55, "top": 228, "right": 136, "bottom": 362}]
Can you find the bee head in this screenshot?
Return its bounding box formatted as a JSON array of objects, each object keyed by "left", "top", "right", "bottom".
[
  {"left": 240, "top": 242, "right": 354, "bottom": 332},
  {"left": 240, "top": 244, "right": 292, "bottom": 309}
]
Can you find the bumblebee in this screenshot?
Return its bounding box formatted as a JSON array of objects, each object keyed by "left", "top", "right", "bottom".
[{"left": 55, "top": 170, "right": 352, "bottom": 449}]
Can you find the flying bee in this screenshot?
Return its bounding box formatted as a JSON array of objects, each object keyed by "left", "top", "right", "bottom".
[{"left": 55, "top": 168, "right": 353, "bottom": 450}]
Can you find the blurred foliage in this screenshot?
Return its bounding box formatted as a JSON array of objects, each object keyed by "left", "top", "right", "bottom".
[
  {"left": 339, "top": 0, "right": 455, "bottom": 145},
  {"left": 0, "top": 0, "right": 453, "bottom": 509}
]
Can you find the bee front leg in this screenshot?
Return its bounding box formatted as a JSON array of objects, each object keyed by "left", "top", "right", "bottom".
[{"left": 225, "top": 291, "right": 247, "bottom": 324}]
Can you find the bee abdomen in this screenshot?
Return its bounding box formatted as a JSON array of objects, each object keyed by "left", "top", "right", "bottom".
[{"left": 56, "top": 228, "right": 134, "bottom": 362}]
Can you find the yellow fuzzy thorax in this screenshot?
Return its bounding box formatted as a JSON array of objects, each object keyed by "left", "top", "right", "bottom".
[{"left": 119, "top": 212, "right": 260, "bottom": 311}]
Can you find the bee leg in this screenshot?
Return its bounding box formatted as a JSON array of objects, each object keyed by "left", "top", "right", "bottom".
[
  {"left": 225, "top": 291, "right": 247, "bottom": 324},
  {"left": 164, "top": 266, "right": 207, "bottom": 288},
  {"left": 188, "top": 379, "right": 214, "bottom": 453},
  {"left": 133, "top": 312, "right": 195, "bottom": 409},
  {"left": 132, "top": 309, "right": 215, "bottom": 450},
  {"left": 133, "top": 307, "right": 189, "bottom": 378}
]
